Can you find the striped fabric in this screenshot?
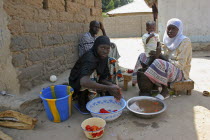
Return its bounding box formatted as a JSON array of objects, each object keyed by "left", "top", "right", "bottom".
[
  {"left": 108, "top": 57, "right": 123, "bottom": 83},
  {"left": 145, "top": 59, "right": 183, "bottom": 86},
  {"left": 89, "top": 57, "right": 123, "bottom": 84},
  {"left": 78, "top": 32, "right": 96, "bottom": 57},
  {"left": 132, "top": 53, "right": 183, "bottom": 86},
  {"left": 132, "top": 53, "right": 148, "bottom": 84}
]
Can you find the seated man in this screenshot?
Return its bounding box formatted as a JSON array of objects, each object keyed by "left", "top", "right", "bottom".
[
  {"left": 69, "top": 36, "right": 122, "bottom": 113},
  {"left": 78, "top": 21, "right": 106, "bottom": 57},
  {"left": 78, "top": 20, "right": 122, "bottom": 83}
]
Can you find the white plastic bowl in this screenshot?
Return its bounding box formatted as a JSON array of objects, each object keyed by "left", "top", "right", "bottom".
[{"left": 86, "top": 96, "right": 126, "bottom": 121}]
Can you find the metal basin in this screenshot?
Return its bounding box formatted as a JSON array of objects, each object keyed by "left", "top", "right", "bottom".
[{"left": 126, "top": 96, "right": 167, "bottom": 119}]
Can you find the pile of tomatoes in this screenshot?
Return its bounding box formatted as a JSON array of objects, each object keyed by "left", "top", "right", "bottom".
[
  {"left": 127, "top": 69, "right": 134, "bottom": 73},
  {"left": 85, "top": 125, "right": 104, "bottom": 138}
]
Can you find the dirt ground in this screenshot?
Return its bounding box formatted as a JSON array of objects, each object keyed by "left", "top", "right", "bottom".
[{"left": 1, "top": 38, "right": 210, "bottom": 140}]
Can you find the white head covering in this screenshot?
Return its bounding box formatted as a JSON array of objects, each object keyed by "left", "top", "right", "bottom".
[{"left": 163, "top": 18, "right": 187, "bottom": 51}]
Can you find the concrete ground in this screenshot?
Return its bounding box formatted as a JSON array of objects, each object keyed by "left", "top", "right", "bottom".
[{"left": 1, "top": 38, "right": 210, "bottom": 140}]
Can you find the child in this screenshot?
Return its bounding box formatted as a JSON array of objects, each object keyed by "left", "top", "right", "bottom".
[
  {"left": 142, "top": 21, "right": 160, "bottom": 67},
  {"left": 132, "top": 21, "right": 161, "bottom": 87}
]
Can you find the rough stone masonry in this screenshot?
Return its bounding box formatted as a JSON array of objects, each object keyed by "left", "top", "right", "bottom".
[{"left": 0, "top": 0, "right": 102, "bottom": 94}]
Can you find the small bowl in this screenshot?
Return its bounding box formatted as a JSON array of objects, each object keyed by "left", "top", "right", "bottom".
[
  {"left": 81, "top": 117, "right": 106, "bottom": 139},
  {"left": 86, "top": 96, "right": 126, "bottom": 121},
  {"left": 127, "top": 96, "right": 167, "bottom": 119}
]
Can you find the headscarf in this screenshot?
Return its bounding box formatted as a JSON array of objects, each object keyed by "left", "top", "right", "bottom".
[
  {"left": 69, "top": 36, "right": 111, "bottom": 93},
  {"left": 163, "top": 18, "right": 187, "bottom": 51},
  {"left": 92, "top": 36, "right": 111, "bottom": 57}
]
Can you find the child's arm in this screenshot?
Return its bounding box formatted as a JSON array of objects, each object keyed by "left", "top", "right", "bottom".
[{"left": 146, "top": 33, "right": 155, "bottom": 44}]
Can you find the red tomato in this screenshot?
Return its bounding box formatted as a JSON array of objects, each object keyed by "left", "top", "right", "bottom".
[
  {"left": 85, "top": 125, "right": 91, "bottom": 131},
  {"left": 92, "top": 125, "right": 99, "bottom": 131},
  {"left": 98, "top": 130, "right": 103, "bottom": 136},
  {"left": 153, "top": 102, "right": 159, "bottom": 105},
  {"left": 127, "top": 69, "right": 134, "bottom": 73},
  {"left": 92, "top": 133, "right": 97, "bottom": 138},
  {"left": 96, "top": 132, "right": 101, "bottom": 137},
  {"left": 99, "top": 108, "right": 110, "bottom": 113},
  {"left": 86, "top": 125, "right": 102, "bottom": 132}
]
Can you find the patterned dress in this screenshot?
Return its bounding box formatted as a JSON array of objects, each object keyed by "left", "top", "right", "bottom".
[{"left": 132, "top": 38, "right": 192, "bottom": 86}]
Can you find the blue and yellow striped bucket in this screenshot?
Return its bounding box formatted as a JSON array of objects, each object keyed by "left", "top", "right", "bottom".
[{"left": 40, "top": 85, "right": 74, "bottom": 122}]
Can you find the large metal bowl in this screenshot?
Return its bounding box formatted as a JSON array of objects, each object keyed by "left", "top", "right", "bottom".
[{"left": 126, "top": 96, "right": 167, "bottom": 119}]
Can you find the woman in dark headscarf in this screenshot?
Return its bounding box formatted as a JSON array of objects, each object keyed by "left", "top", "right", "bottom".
[{"left": 69, "top": 36, "right": 122, "bottom": 113}]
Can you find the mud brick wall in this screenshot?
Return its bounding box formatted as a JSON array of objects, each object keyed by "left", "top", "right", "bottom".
[
  {"left": 3, "top": 0, "right": 102, "bottom": 93},
  {"left": 104, "top": 14, "right": 153, "bottom": 38}
]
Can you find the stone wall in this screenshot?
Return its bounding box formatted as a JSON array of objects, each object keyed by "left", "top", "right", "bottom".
[
  {"left": 0, "top": 0, "right": 20, "bottom": 94},
  {"left": 2, "top": 0, "right": 102, "bottom": 94},
  {"left": 104, "top": 14, "right": 153, "bottom": 38}
]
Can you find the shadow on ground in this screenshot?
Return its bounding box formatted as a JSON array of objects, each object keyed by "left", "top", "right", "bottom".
[
  {"left": 1, "top": 38, "right": 210, "bottom": 140},
  {"left": 1, "top": 84, "right": 210, "bottom": 140}
]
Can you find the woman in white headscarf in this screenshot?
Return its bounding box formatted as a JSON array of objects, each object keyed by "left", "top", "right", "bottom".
[{"left": 133, "top": 18, "right": 192, "bottom": 100}]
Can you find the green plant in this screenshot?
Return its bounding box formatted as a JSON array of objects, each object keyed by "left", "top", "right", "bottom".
[
  {"left": 102, "top": 0, "right": 134, "bottom": 12},
  {"left": 102, "top": 12, "right": 109, "bottom": 18}
]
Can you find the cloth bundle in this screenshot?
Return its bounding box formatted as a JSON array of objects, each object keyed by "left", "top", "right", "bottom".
[
  {"left": 144, "top": 0, "right": 157, "bottom": 8},
  {"left": 0, "top": 110, "right": 38, "bottom": 130}
]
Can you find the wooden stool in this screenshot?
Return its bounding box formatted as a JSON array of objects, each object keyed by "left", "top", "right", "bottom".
[
  {"left": 170, "top": 79, "right": 194, "bottom": 95},
  {"left": 122, "top": 73, "right": 132, "bottom": 91}
]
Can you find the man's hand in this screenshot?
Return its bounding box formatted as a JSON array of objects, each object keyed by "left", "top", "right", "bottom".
[{"left": 107, "top": 84, "right": 122, "bottom": 101}]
